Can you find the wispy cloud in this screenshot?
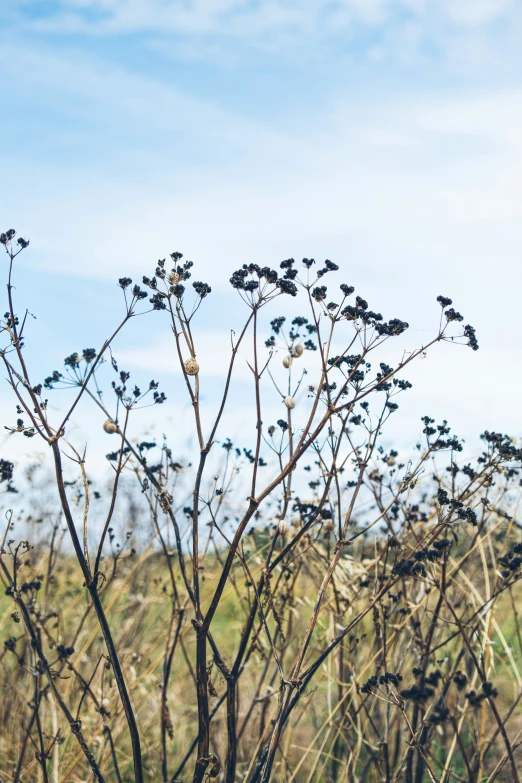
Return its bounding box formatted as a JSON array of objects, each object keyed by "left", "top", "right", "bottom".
[
  {"left": 1, "top": 0, "right": 521, "bottom": 460},
  {"left": 14, "top": 0, "right": 517, "bottom": 34},
  {"left": 3, "top": 40, "right": 522, "bottom": 302},
  {"left": 6, "top": 0, "right": 521, "bottom": 70}
]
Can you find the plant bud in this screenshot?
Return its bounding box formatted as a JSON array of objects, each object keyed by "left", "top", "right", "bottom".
[{"left": 184, "top": 358, "right": 199, "bottom": 376}]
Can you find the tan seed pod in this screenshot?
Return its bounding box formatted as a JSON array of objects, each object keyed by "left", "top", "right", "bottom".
[
  {"left": 103, "top": 419, "right": 119, "bottom": 435},
  {"left": 284, "top": 396, "right": 296, "bottom": 409},
  {"left": 184, "top": 358, "right": 199, "bottom": 376},
  {"left": 282, "top": 355, "right": 292, "bottom": 368},
  {"left": 292, "top": 344, "right": 304, "bottom": 358}
]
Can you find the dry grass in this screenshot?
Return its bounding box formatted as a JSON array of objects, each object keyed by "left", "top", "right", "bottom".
[{"left": 2, "top": 509, "right": 522, "bottom": 782}]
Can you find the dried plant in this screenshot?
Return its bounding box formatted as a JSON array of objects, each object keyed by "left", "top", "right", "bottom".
[{"left": 2, "top": 229, "right": 522, "bottom": 783}]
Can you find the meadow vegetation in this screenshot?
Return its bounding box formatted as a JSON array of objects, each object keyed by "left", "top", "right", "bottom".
[{"left": 1, "top": 229, "right": 522, "bottom": 783}]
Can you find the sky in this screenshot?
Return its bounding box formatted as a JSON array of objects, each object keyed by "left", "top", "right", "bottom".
[{"left": 1, "top": 0, "right": 522, "bottom": 477}]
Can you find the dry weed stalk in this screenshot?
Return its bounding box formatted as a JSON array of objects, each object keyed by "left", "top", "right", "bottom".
[{"left": 1, "top": 230, "right": 521, "bottom": 783}]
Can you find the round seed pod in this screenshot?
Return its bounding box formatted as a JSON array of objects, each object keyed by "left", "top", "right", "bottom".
[
  {"left": 184, "top": 358, "right": 199, "bottom": 376},
  {"left": 284, "top": 396, "right": 296, "bottom": 409},
  {"left": 292, "top": 344, "right": 304, "bottom": 358},
  {"left": 103, "top": 419, "right": 119, "bottom": 435},
  {"left": 282, "top": 355, "right": 292, "bottom": 368}
]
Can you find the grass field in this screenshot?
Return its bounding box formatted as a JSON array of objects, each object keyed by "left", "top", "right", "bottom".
[{"left": 2, "top": 517, "right": 522, "bottom": 783}]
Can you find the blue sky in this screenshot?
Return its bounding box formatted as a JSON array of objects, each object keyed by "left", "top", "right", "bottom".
[{"left": 1, "top": 0, "right": 522, "bottom": 471}]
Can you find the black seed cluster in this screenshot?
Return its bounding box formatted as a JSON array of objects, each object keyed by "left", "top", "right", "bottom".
[
  {"left": 498, "top": 543, "right": 522, "bottom": 578},
  {"left": 0, "top": 229, "right": 29, "bottom": 248},
  {"left": 393, "top": 559, "right": 426, "bottom": 578},
  {"left": 56, "top": 644, "right": 75, "bottom": 660},
  {"left": 445, "top": 308, "right": 463, "bottom": 322},
  {"left": 400, "top": 684, "right": 434, "bottom": 702},
  {"left": 466, "top": 682, "right": 498, "bottom": 706},
  {"left": 429, "top": 702, "right": 450, "bottom": 724},
  {"left": 453, "top": 671, "right": 468, "bottom": 691},
  {"left": 436, "top": 489, "right": 477, "bottom": 524},
  {"left": 464, "top": 324, "right": 479, "bottom": 350},
  {"left": 361, "top": 671, "right": 403, "bottom": 693},
  {"left": 230, "top": 262, "right": 296, "bottom": 297},
  {"left": 0, "top": 458, "right": 14, "bottom": 484}
]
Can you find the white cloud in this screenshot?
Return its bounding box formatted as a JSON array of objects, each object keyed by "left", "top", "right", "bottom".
[
  {"left": 4, "top": 45, "right": 522, "bottom": 304},
  {"left": 440, "top": 0, "right": 512, "bottom": 26},
  {"left": 1, "top": 24, "right": 522, "bottom": 452},
  {"left": 9, "top": 0, "right": 520, "bottom": 44}
]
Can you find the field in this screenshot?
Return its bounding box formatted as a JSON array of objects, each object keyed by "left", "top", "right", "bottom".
[{"left": 2, "top": 508, "right": 522, "bottom": 782}]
